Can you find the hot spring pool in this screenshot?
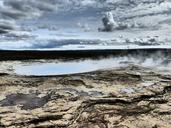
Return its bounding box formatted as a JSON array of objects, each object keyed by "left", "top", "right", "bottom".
[{"left": 13, "top": 55, "right": 171, "bottom": 76}]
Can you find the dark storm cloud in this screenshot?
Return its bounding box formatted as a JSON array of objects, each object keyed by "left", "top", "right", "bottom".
[
  {"left": 0, "top": 20, "right": 15, "bottom": 30},
  {"left": 2, "top": 0, "right": 57, "bottom": 19},
  {"left": 0, "top": 0, "right": 58, "bottom": 33},
  {"left": 0, "top": 0, "right": 168, "bottom": 21},
  {"left": 0, "top": 0, "right": 99, "bottom": 33},
  {"left": 0, "top": 19, "right": 17, "bottom": 34},
  {"left": 4, "top": 0, "right": 57, "bottom": 12},
  {"left": 0, "top": 0, "right": 136, "bottom": 21}
]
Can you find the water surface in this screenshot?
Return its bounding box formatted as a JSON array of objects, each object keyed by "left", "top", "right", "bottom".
[{"left": 14, "top": 55, "right": 171, "bottom": 76}]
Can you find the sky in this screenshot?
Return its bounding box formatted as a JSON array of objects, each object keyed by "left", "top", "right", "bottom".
[
  {"left": 0, "top": 0, "right": 169, "bottom": 31},
  {"left": 0, "top": 0, "right": 171, "bottom": 50}
]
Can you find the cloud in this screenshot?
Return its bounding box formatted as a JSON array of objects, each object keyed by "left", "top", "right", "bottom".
[
  {"left": 0, "top": 0, "right": 101, "bottom": 33},
  {"left": 0, "top": 0, "right": 169, "bottom": 33},
  {"left": 0, "top": 0, "right": 58, "bottom": 33},
  {"left": 2, "top": 0, "right": 58, "bottom": 19},
  {"left": 0, "top": 19, "right": 18, "bottom": 34},
  {"left": 0, "top": 0, "right": 168, "bottom": 20}
]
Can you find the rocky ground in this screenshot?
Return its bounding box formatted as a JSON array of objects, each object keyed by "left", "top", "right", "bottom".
[{"left": 0, "top": 65, "right": 171, "bottom": 128}]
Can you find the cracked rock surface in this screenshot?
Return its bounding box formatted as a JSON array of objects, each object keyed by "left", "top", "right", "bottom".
[{"left": 0, "top": 66, "right": 171, "bottom": 128}]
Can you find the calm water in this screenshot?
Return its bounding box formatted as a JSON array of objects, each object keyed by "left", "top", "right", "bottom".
[
  {"left": 14, "top": 55, "right": 171, "bottom": 76},
  {"left": 14, "top": 59, "right": 124, "bottom": 76}
]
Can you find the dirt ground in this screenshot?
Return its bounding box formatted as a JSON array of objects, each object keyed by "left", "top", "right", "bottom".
[{"left": 0, "top": 65, "right": 171, "bottom": 128}]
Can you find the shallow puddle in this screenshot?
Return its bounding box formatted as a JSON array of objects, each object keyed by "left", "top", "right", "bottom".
[{"left": 0, "top": 93, "right": 50, "bottom": 110}]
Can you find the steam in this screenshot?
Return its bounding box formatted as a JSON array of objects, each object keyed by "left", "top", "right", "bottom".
[{"left": 11, "top": 50, "right": 171, "bottom": 76}]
